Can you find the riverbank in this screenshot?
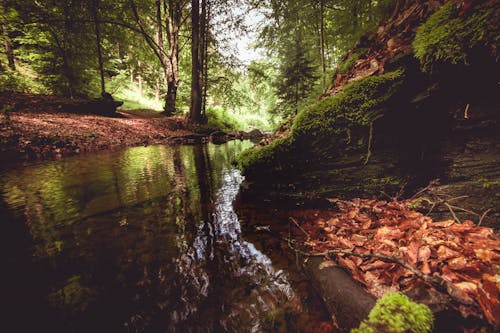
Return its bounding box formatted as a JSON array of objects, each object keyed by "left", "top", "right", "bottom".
[
  {"left": 0, "top": 92, "right": 194, "bottom": 160},
  {"left": 0, "top": 92, "right": 267, "bottom": 161}
]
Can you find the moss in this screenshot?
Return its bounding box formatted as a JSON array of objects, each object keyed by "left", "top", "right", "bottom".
[
  {"left": 413, "top": 1, "right": 499, "bottom": 72},
  {"left": 351, "top": 292, "right": 434, "bottom": 333},
  {"left": 236, "top": 70, "right": 405, "bottom": 175},
  {"left": 292, "top": 69, "right": 405, "bottom": 151},
  {"left": 236, "top": 136, "right": 295, "bottom": 175}
]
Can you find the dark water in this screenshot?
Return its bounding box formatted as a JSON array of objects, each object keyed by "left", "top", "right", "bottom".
[{"left": 0, "top": 141, "right": 325, "bottom": 333}]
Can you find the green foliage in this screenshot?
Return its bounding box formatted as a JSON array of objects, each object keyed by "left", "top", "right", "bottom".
[
  {"left": 205, "top": 106, "right": 243, "bottom": 132},
  {"left": 275, "top": 35, "right": 318, "bottom": 116},
  {"left": 413, "top": 1, "right": 499, "bottom": 72},
  {"left": 351, "top": 292, "right": 433, "bottom": 333}
]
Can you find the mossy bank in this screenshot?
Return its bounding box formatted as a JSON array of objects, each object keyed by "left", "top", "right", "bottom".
[{"left": 236, "top": 0, "right": 499, "bottom": 227}]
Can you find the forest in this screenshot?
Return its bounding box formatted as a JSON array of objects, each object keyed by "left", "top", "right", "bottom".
[{"left": 0, "top": 0, "right": 499, "bottom": 332}]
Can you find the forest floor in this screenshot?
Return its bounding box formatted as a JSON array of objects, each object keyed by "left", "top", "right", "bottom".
[
  {"left": 0, "top": 92, "right": 196, "bottom": 160},
  {"left": 250, "top": 197, "right": 499, "bottom": 332}
]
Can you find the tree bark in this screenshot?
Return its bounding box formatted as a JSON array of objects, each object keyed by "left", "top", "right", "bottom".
[
  {"left": 189, "top": 0, "right": 202, "bottom": 123},
  {"left": 91, "top": 0, "right": 106, "bottom": 97},
  {"left": 164, "top": 0, "right": 181, "bottom": 116},
  {"left": 319, "top": 0, "right": 326, "bottom": 91},
  {"left": 201, "top": 0, "right": 210, "bottom": 122},
  {"left": 2, "top": 20, "right": 15, "bottom": 70}
]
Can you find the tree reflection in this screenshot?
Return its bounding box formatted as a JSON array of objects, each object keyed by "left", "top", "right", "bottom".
[{"left": 0, "top": 141, "right": 303, "bottom": 332}]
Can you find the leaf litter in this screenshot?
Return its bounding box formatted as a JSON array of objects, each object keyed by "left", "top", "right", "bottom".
[{"left": 287, "top": 198, "right": 499, "bottom": 330}]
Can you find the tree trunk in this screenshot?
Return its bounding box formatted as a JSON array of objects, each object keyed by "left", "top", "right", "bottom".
[
  {"left": 189, "top": 0, "right": 202, "bottom": 123},
  {"left": 91, "top": 0, "right": 106, "bottom": 97},
  {"left": 164, "top": 0, "right": 181, "bottom": 116},
  {"left": 319, "top": 0, "right": 326, "bottom": 91},
  {"left": 201, "top": 0, "right": 210, "bottom": 122},
  {"left": 137, "top": 60, "right": 143, "bottom": 97},
  {"left": 2, "top": 20, "right": 15, "bottom": 70}
]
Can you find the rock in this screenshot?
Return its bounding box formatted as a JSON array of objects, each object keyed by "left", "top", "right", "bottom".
[
  {"left": 60, "top": 99, "right": 123, "bottom": 117},
  {"left": 242, "top": 129, "right": 265, "bottom": 140},
  {"left": 209, "top": 131, "right": 228, "bottom": 144}
]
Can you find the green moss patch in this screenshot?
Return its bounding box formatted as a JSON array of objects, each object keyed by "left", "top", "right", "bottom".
[
  {"left": 237, "top": 70, "right": 405, "bottom": 176},
  {"left": 413, "top": 1, "right": 499, "bottom": 72},
  {"left": 351, "top": 292, "right": 433, "bottom": 333}
]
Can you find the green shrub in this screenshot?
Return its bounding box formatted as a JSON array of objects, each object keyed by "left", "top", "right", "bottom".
[
  {"left": 351, "top": 292, "right": 434, "bottom": 333},
  {"left": 413, "top": 1, "right": 499, "bottom": 72},
  {"left": 205, "top": 106, "right": 244, "bottom": 132}
]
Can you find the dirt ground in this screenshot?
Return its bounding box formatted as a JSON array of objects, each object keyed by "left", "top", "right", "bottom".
[{"left": 0, "top": 92, "right": 194, "bottom": 160}]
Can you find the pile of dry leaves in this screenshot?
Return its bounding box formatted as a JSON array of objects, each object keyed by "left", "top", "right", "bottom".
[{"left": 291, "top": 198, "right": 499, "bottom": 329}]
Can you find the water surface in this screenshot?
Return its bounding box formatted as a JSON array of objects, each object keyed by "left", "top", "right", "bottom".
[{"left": 0, "top": 141, "right": 323, "bottom": 332}]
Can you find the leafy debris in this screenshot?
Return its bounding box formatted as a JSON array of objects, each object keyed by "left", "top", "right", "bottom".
[{"left": 288, "top": 198, "right": 499, "bottom": 330}]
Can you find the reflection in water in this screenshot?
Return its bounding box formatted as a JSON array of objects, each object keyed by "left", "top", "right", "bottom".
[{"left": 0, "top": 141, "right": 305, "bottom": 332}]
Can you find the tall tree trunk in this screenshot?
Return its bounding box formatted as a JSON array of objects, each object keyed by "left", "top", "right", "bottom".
[
  {"left": 2, "top": 21, "right": 15, "bottom": 70},
  {"left": 155, "top": 0, "right": 170, "bottom": 114},
  {"left": 201, "top": 0, "right": 210, "bottom": 121},
  {"left": 91, "top": 0, "right": 106, "bottom": 97},
  {"left": 164, "top": 0, "right": 181, "bottom": 116},
  {"left": 319, "top": 0, "right": 326, "bottom": 91},
  {"left": 189, "top": 0, "right": 202, "bottom": 123}
]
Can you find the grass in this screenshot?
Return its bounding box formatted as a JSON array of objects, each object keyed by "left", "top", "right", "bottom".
[{"left": 113, "top": 86, "right": 164, "bottom": 111}]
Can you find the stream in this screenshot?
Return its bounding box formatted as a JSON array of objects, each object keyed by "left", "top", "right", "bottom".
[{"left": 0, "top": 141, "right": 327, "bottom": 333}]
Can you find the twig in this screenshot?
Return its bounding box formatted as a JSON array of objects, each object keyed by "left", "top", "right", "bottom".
[
  {"left": 364, "top": 122, "right": 373, "bottom": 165},
  {"left": 289, "top": 217, "right": 310, "bottom": 240},
  {"left": 445, "top": 202, "right": 461, "bottom": 223},
  {"left": 478, "top": 209, "right": 492, "bottom": 226},
  {"left": 447, "top": 204, "right": 480, "bottom": 216}
]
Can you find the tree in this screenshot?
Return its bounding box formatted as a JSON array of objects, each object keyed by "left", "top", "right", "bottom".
[
  {"left": 1, "top": 17, "right": 15, "bottom": 70},
  {"left": 275, "top": 33, "right": 317, "bottom": 115},
  {"left": 129, "top": 0, "right": 187, "bottom": 115},
  {"left": 90, "top": 0, "right": 106, "bottom": 97},
  {"left": 188, "top": 0, "right": 205, "bottom": 123}
]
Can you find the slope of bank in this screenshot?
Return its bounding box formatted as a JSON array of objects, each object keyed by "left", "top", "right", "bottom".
[{"left": 237, "top": 0, "right": 499, "bottom": 228}]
